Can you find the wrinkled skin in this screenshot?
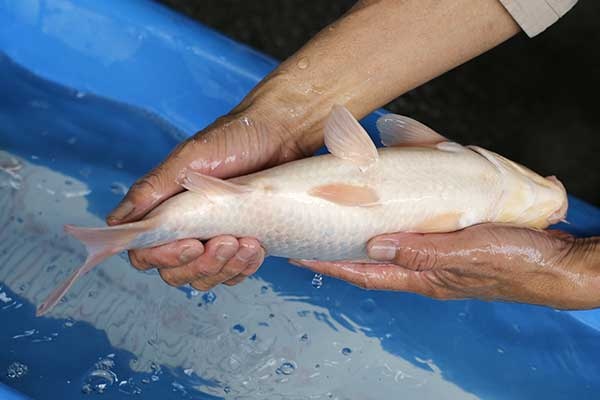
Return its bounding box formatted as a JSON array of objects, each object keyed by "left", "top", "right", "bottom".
[{"left": 292, "top": 224, "right": 600, "bottom": 310}]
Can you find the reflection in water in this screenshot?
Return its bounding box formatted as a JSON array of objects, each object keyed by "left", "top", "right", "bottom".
[{"left": 0, "top": 55, "right": 599, "bottom": 400}]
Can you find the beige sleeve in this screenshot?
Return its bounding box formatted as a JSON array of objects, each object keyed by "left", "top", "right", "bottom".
[{"left": 499, "top": 0, "right": 578, "bottom": 37}]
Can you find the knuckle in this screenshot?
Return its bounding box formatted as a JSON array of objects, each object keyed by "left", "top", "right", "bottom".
[
  {"left": 193, "top": 261, "right": 221, "bottom": 277},
  {"left": 128, "top": 251, "right": 147, "bottom": 270},
  {"left": 159, "top": 270, "right": 180, "bottom": 287},
  {"left": 398, "top": 243, "right": 439, "bottom": 271}
]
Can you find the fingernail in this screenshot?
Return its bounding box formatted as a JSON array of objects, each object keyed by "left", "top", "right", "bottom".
[
  {"left": 107, "top": 200, "right": 135, "bottom": 224},
  {"left": 236, "top": 244, "right": 256, "bottom": 262},
  {"left": 216, "top": 242, "right": 237, "bottom": 261},
  {"left": 368, "top": 241, "right": 397, "bottom": 261},
  {"left": 179, "top": 245, "right": 203, "bottom": 264}
]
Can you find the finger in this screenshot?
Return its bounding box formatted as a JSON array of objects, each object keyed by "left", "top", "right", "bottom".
[
  {"left": 223, "top": 275, "right": 247, "bottom": 286},
  {"left": 367, "top": 225, "right": 506, "bottom": 269},
  {"left": 190, "top": 238, "right": 263, "bottom": 290},
  {"left": 106, "top": 141, "right": 191, "bottom": 225},
  {"left": 289, "top": 259, "right": 429, "bottom": 292},
  {"left": 128, "top": 239, "right": 204, "bottom": 271},
  {"left": 159, "top": 236, "right": 239, "bottom": 287}
]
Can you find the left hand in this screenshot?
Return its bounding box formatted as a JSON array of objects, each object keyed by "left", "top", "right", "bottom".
[{"left": 291, "top": 224, "right": 600, "bottom": 310}]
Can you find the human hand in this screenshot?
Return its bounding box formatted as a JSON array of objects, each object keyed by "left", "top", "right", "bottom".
[
  {"left": 292, "top": 224, "right": 600, "bottom": 310},
  {"left": 106, "top": 99, "right": 322, "bottom": 290}
]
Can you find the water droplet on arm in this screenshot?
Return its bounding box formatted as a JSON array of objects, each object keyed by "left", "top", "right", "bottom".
[{"left": 296, "top": 57, "right": 309, "bottom": 70}]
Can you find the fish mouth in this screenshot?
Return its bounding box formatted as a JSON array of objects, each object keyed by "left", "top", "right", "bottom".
[{"left": 546, "top": 175, "right": 568, "bottom": 224}]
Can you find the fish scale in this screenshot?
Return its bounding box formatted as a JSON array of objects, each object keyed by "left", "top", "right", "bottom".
[{"left": 36, "top": 106, "right": 567, "bottom": 315}]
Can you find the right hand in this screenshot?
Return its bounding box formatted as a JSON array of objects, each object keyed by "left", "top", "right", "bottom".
[{"left": 106, "top": 101, "right": 321, "bottom": 290}]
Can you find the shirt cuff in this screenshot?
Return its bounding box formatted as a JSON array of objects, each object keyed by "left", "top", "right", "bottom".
[{"left": 499, "top": 0, "right": 578, "bottom": 37}]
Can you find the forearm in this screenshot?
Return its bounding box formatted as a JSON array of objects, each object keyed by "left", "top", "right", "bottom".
[{"left": 236, "top": 0, "right": 519, "bottom": 152}]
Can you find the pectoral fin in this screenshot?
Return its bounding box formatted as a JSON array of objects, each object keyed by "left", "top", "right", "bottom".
[
  {"left": 376, "top": 113, "right": 448, "bottom": 147},
  {"left": 180, "top": 170, "right": 251, "bottom": 198},
  {"left": 309, "top": 183, "right": 379, "bottom": 207},
  {"left": 324, "top": 105, "right": 378, "bottom": 166}
]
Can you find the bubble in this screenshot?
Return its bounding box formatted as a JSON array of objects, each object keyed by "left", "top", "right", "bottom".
[
  {"left": 6, "top": 362, "right": 28, "bottom": 379},
  {"left": 110, "top": 182, "right": 128, "bottom": 196},
  {"left": 118, "top": 378, "right": 142, "bottom": 395},
  {"left": 171, "top": 382, "right": 187, "bottom": 394},
  {"left": 275, "top": 361, "right": 296, "bottom": 376},
  {"left": 64, "top": 318, "right": 75, "bottom": 328},
  {"left": 224, "top": 386, "right": 231, "bottom": 393},
  {"left": 260, "top": 285, "right": 269, "bottom": 294},
  {"left": 201, "top": 291, "right": 217, "bottom": 304},
  {"left": 232, "top": 324, "right": 245, "bottom": 334},
  {"left": 83, "top": 368, "right": 117, "bottom": 394},
  {"left": 341, "top": 347, "right": 352, "bottom": 356},
  {"left": 359, "top": 298, "right": 376, "bottom": 313},
  {"left": 311, "top": 273, "right": 323, "bottom": 288},
  {"left": 300, "top": 333, "right": 309, "bottom": 343}
]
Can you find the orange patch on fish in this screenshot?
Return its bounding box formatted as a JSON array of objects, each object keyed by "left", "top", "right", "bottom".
[{"left": 309, "top": 183, "right": 379, "bottom": 207}]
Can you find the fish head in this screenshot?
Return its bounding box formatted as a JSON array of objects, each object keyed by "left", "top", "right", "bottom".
[{"left": 470, "top": 146, "right": 568, "bottom": 228}]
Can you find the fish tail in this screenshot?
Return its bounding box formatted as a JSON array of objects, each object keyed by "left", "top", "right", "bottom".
[{"left": 36, "top": 222, "right": 148, "bottom": 316}]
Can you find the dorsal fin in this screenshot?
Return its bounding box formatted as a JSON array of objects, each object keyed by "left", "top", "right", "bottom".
[
  {"left": 324, "top": 105, "right": 378, "bottom": 166},
  {"left": 180, "top": 171, "right": 251, "bottom": 198},
  {"left": 376, "top": 113, "right": 448, "bottom": 147}
]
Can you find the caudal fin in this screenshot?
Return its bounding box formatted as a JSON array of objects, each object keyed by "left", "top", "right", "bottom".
[{"left": 36, "top": 223, "right": 145, "bottom": 316}]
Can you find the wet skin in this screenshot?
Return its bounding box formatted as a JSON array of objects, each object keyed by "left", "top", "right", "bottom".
[{"left": 107, "top": 0, "right": 600, "bottom": 308}]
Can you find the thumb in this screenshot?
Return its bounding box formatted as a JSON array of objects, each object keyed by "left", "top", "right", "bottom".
[{"left": 106, "top": 140, "right": 190, "bottom": 225}]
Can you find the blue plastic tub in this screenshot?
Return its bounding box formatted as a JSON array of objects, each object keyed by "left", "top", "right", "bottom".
[{"left": 1, "top": 1, "right": 600, "bottom": 399}]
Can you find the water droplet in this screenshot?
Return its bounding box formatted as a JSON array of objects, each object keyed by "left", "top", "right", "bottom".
[
  {"left": 83, "top": 368, "right": 117, "bottom": 394},
  {"left": 88, "top": 290, "right": 98, "bottom": 298},
  {"left": 64, "top": 318, "right": 75, "bottom": 328},
  {"left": 297, "top": 57, "right": 310, "bottom": 69},
  {"left": 141, "top": 378, "right": 150, "bottom": 384},
  {"left": 260, "top": 285, "right": 268, "bottom": 294},
  {"left": 151, "top": 375, "right": 159, "bottom": 382},
  {"left": 201, "top": 291, "right": 217, "bottom": 304},
  {"left": 311, "top": 273, "right": 323, "bottom": 288},
  {"left": 249, "top": 334, "right": 257, "bottom": 341},
  {"left": 118, "top": 378, "right": 142, "bottom": 395},
  {"left": 300, "top": 333, "right": 309, "bottom": 343},
  {"left": 81, "top": 383, "right": 93, "bottom": 394},
  {"left": 341, "top": 347, "right": 352, "bottom": 356},
  {"left": 110, "top": 182, "right": 128, "bottom": 196},
  {"left": 275, "top": 361, "right": 296, "bottom": 376},
  {"left": 183, "top": 368, "right": 194, "bottom": 376},
  {"left": 232, "top": 324, "right": 245, "bottom": 334},
  {"left": 224, "top": 386, "right": 231, "bottom": 393},
  {"left": 76, "top": 91, "right": 86, "bottom": 99},
  {"left": 171, "top": 382, "right": 187, "bottom": 394},
  {"left": 18, "top": 283, "right": 28, "bottom": 292},
  {"left": 268, "top": 313, "right": 275, "bottom": 318},
  {"left": 6, "top": 362, "right": 28, "bottom": 379},
  {"left": 46, "top": 264, "right": 57, "bottom": 272}
]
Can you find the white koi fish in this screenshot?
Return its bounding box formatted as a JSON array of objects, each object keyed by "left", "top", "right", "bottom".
[{"left": 37, "top": 105, "right": 567, "bottom": 316}]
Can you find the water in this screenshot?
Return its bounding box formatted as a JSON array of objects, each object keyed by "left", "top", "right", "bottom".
[{"left": 1, "top": 55, "right": 600, "bottom": 400}]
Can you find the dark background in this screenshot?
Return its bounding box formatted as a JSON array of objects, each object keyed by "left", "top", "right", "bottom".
[{"left": 158, "top": 0, "right": 599, "bottom": 205}]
